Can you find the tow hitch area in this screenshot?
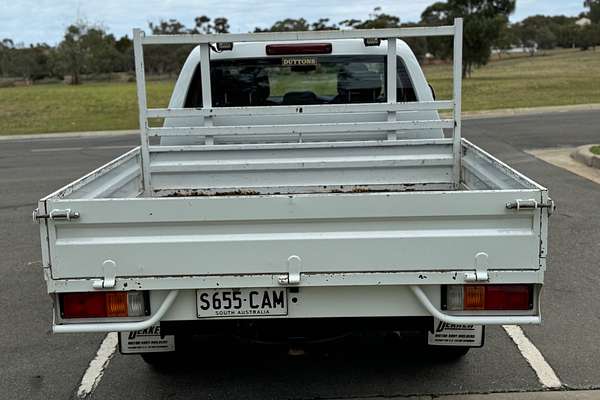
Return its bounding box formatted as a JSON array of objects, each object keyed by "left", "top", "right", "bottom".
[
  {"left": 119, "top": 325, "right": 175, "bottom": 354},
  {"left": 427, "top": 318, "right": 484, "bottom": 347}
]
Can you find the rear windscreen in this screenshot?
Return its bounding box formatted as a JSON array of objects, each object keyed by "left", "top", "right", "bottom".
[{"left": 184, "top": 55, "right": 416, "bottom": 107}]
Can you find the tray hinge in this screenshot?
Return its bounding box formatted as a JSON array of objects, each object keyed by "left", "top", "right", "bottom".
[
  {"left": 464, "top": 252, "right": 489, "bottom": 282},
  {"left": 506, "top": 198, "right": 555, "bottom": 216},
  {"left": 33, "top": 208, "right": 80, "bottom": 223},
  {"left": 92, "top": 260, "right": 117, "bottom": 289},
  {"left": 278, "top": 255, "right": 302, "bottom": 285}
]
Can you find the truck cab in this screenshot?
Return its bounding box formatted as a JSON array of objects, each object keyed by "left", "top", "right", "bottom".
[{"left": 162, "top": 38, "right": 442, "bottom": 146}]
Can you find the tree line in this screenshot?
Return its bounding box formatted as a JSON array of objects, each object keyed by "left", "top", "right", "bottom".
[{"left": 1, "top": 0, "right": 599, "bottom": 84}]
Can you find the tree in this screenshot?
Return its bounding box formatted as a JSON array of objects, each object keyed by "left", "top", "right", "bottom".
[
  {"left": 193, "top": 15, "right": 211, "bottom": 34},
  {"left": 584, "top": 0, "right": 600, "bottom": 23},
  {"left": 340, "top": 7, "right": 400, "bottom": 29},
  {"left": 577, "top": 23, "right": 600, "bottom": 50},
  {"left": 421, "top": 0, "right": 516, "bottom": 77},
  {"left": 0, "top": 39, "right": 14, "bottom": 77},
  {"left": 514, "top": 15, "right": 561, "bottom": 50},
  {"left": 149, "top": 19, "right": 186, "bottom": 35},
  {"left": 56, "top": 23, "right": 86, "bottom": 84},
  {"left": 255, "top": 18, "right": 310, "bottom": 32},
  {"left": 310, "top": 18, "right": 338, "bottom": 31},
  {"left": 190, "top": 16, "right": 230, "bottom": 34},
  {"left": 492, "top": 22, "right": 518, "bottom": 56},
  {"left": 80, "top": 29, "right": 124, "bottom": 74},
  {"left": 212, "top": 18, "right": 230, "bottom": 33},
  {"left": 147, "top": 19, "right": 191, "bottom": 76}
]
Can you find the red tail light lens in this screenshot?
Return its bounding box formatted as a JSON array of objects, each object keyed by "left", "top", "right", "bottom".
[
  {"left": 266, "top": 43, "right": 332, "bottom": 55},
  {"left": 485, "top": 285, "right": 531, "bottom": 310},
  {"left": 61, "top": 292, "right": 107, "bottom": 318},
  {"left": 60, "top": 291, "right": 148, "bottom": 318},
  {"left": 445, "top": 284, "right": 533, "bottom": 311}
]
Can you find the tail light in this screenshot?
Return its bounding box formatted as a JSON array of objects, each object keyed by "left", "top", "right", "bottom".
[
  {"left": 266, "top": 43, "right": 332, "bottom": 55},
  {"left": 444, "top": 285, "right": 533, "bottom": 311},
  {"left": 60, "top": 291, "right": 148, "bottom": 319}
]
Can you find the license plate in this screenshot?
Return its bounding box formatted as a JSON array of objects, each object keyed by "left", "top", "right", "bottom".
[{"left": 196, "top": 288, "right": 288, "bottom": 318}]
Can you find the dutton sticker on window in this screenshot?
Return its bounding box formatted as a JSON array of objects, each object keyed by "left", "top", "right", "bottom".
[{"left": 282, "top": 57, "right": 318, "bottom": 66}]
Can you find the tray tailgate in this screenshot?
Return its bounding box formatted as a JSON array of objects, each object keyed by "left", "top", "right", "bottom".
[{"left": 46, "top": 190, "right": 544, "bottom": 280}]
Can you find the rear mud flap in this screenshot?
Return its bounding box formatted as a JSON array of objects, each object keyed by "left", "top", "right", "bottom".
[
  {"left": 427, "top": 318, "right": 484, "bottom": 347},
  {"left": 119, "top": 325, "right": 176, "bottom": 354}
]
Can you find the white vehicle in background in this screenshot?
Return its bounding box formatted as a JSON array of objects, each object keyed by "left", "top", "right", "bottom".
[{"left": 35, "top": 19, "right": 553, "bottom": 363}]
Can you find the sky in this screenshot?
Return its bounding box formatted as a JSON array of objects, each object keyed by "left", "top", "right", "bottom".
[{"left": 0, "top": 0, "right": 587, "bottom": 46}]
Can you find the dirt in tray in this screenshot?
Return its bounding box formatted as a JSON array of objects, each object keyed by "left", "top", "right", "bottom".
[
  {"left": 159, "top": 185, "right": 407, "bottom": 198},
  {"left": 164, "top": 189, "right": 261, "bottom": 197}
]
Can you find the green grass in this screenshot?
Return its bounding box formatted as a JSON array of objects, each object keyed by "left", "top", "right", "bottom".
[
  {"left": 0, "top": 81, "right": 174, "bottom": 135},
  {"left": 590, "top": 145, "right": 600, "bottom": 155},
  {"left": 1, "top": 48, "right": 600, "bottom": 135},
  {"left": 423, "top": 48, "right": 600, "bottom": 111}
]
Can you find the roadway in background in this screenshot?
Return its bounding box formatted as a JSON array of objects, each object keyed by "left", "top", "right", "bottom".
[{"left": 0, "top": 110, "right": 598, "bottom": 399}]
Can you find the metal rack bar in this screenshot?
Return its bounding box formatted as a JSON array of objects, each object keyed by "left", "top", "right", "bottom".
[
  {"left": 146, "top": 100, "right": 454, "bottom": 118},
  {"left": 452, "top": 18, "right": 463, "bottom": 189},
  {"left": 133, "top": 19, "right": 464, "bottom": 192},
  {"left": 142, "top": 25, "right": 456, "bottom": 45},
  {"left": 198, "top": 43, "right": 214, "bottom": 145},
  {"left": 148, "top": 119, "right": 455, "bottom": 137},
  {"left": 386, "top": 37, "right": 398, "bottom": 141},
  {"left": 133, "top": 28, "right": 152, "bottom": 195}
]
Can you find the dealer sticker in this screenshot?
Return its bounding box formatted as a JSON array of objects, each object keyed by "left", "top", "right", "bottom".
[
  {"left": 119, "top": 325, "right": 175, "bottom": 354},
  {"left": 427, "top": 318, "right": 483, "bottom": 347}
]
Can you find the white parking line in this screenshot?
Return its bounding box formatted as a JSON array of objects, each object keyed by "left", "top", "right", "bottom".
[
  {"left": 503, "top": 325, "right": 562, "bottom": 389},
  {"left": 76, "top": 332, "right": 118, "bottom": 399},
  {"left": 31, "top": 145, "right": 132, "bottom": 153},
  {"left": 31, "top": 146, "right": 83, "bottom": 152}
]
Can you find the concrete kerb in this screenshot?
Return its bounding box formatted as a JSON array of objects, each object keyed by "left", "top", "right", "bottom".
[{"left": 571, "top": 145, "right": 600, "bottom": 169}]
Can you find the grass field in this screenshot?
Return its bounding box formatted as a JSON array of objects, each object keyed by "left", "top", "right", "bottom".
[
  {"left": 0, "top": 48, "right": 599, "bottom": 135},
  {"left": 425, "top": 48, "right": 600, "bottom": 111},
  {"left": 0, "top": 80, "right": 174, "bottom": 135}
]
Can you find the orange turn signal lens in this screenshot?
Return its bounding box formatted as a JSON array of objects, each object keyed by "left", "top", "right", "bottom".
[
  {"left": 463, "top": 285, "right": 485, "bottom": 310},
  {"left": 105, "top": 292, "right": 128, "bottom": 317}
]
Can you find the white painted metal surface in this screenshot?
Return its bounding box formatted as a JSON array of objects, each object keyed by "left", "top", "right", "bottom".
[
  {"left": 36, "top": 20, "right": 553, "bottom": 333},
  {"left": 134, "top": 21, "right": 463, "bottom": 191},
  {"left": 141, "top": 25, "right": 456, "bottom": 45}
]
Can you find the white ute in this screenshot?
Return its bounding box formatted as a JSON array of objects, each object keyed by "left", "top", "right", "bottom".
[{"left": 35, "top": 19, "right": 553, "bottom": 362}]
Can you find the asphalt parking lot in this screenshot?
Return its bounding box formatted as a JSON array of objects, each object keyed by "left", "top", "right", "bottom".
[{"left": 0, "top": 109, "right": 598, "bottom": 399}]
